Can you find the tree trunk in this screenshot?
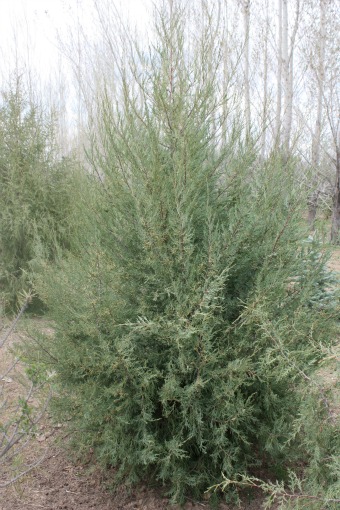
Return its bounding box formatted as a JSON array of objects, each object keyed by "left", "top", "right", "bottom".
[
  {"left": 308, "top": 191, "right": 320, "bottom": 228},
  {"left": 285, "top": 0, "right": 300, "bottom": 156},
  {"left": 311, "top": 0, "right": 326, "bottom": 169},
  {"left": 222, "top": 0, "right": 229, "bottom": 145},
  {"left": 330, "top": 146, "right": 340, "bottom": 244},
  {"left": 261, "top": 0, "right": 269, "bottom": 159},
  {"left": 281, "top": 0, "right": 289, "bottom": 157},
  {"left": 308, "top": 0, "right": 326, "bottom": 228},
  {"left": 242, "top": 0, "right": 251, "bottom": 137},
  {"left": 274, "top": 0, "right": 282, "bottom": 148}
]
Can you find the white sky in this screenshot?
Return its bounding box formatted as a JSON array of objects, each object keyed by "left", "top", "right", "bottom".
[{"left": 0, "top": 0, "right": 152, "bottom": 89}]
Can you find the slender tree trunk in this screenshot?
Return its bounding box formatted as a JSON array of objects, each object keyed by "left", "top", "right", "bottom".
[
  {"left": 241, "top": 0, "right": 251, "bottom": 137},
  {"left": 285, "top": 0, "right": 300, "bottom": 158},
  {"left": 308, "top": 0, "right": 326, "bottom": 228},
  {"left": 308, "top": 191, "right": 319, "bottom": 227},
  {"left": 261, "top": 0, "right": 269, "bottom": 159},
  {"left": 76, "top": 0, "right": 83, "bottom": 159},
  {"left": 281, "top": 0, "right": 289, "bottom": 158},
  {"left": 274, "top": 0, "right": 283, "bottom": 148},
  {"left": 168, "top": 0, "right": 174, "bottom": 104},
  {"left": 312, "top": 0, "right": 326, "bottom": 168},
  {"left": 331, "top": 145, "right": 340, "bottom": 244},
  {"left": 222, "top": 0, "right": 229, "bottom": 145}
]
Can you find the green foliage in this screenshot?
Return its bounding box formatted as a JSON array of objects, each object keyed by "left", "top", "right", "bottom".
[
  {"left": 0, "top": 82, "right": 84, "bottom": 311},
  {"left": 298, "top": 236, "right": 339, "bottom": 313},
  {"left": 32, "top": 5, "right": 339, "bottom": 506},
  {"left": 209, "top": 468, "right": 340, "bottom": 509}
]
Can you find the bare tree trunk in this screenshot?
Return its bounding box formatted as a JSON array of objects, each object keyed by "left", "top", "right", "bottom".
[
  {"left": 285, "top": 0, "right": 300, "bottom": 156},
  {"left": 324, "top": 61, "right": 340, "bottom": 242},
  {"left": 241, "top": 0, "right": 251, "bottom": 137},
  {"left": 168, "top": 0, "right": 174, "bottom": 104},
  {"left": 312, "top": 0, "right": 326, "bottom": 168},
  {"left": 261, "top": 0, "right": 269, "bottom": 159},
  {"left": 274, "top": 0, "right": 283, "bottom": 148},
  {"left": 76, "top": 0, "right": 82, "bottom": 159},
  {"left": 281, "top": 0, "right": 289, "bottom": 158},
  {"left": 222, "top": 0, "right": 229, "bottom": 145},
  {"left": 308, "top": 191, "right": 319, "bottom": 227},
  {"left": 330, "top": 145, "right": 340, "bottom": 243},
  {"left": 308, "top": 0, "right": 326, "bottom": 228}
]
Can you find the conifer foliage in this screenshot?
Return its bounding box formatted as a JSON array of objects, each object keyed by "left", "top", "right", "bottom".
[
  {"left": 34, "top": 5, "right": 339, "bottom": 505},
  {"left": 0, "top": 82, "right": 80, "bottom": 311}
]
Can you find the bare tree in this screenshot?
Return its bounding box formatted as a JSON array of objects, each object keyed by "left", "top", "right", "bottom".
[
  {"left": 283, "top": 0, "right": 300, "bottom": 157},
  {"left": 240, "top": 0, "right": 251, "bottom": 136},
  {"left": 281, "top": 0, "right": 289, "bottom": 154},
  {"left": 326, "top": 76, "right": 340, "bottom": 243},
  {"left": 278, "top": 0, "right": 301, "bottom": 159},
  {"left": 307, "top": 0, "right": 327, "bottom": 226},
  {"left": 274, "top": 0, "right": 283, "bottom": 147},
  {"left": 260, "top": 0, "right": 270, "bottom": 158},
  {"left": 311, "top": 0, "right": 326, "bottom": 170},
  {"left": 330, "top": 137, "right": 340, "bottom": 243}
]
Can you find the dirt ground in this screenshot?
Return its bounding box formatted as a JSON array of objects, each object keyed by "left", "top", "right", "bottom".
[
  {"left": 0, "top": 443, "right": 267, "bottom": 510},
  {"left": 0, "top": 249, "right": 338, "bottom": 510},
  {"left": 327, "top": 247, "right": 340, "bottom": 273}
]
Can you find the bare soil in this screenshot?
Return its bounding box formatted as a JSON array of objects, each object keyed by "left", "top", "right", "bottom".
[
  {"left": 328, "top": 247, "right": 340, "bottom": 273},
  {"left": 0, "top": 447, "right": 266, "bottom": 510}
]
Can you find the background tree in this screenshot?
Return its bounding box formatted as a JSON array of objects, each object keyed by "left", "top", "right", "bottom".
[
  {"left": 0, "top": 80, "right": 83, "bottom": 311},
  {"left": 301, "top": 0, "right": 340, "bottom": 236}
]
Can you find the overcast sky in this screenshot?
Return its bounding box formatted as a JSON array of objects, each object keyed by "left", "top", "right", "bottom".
[{"left": 0, "top": 0, "right": 152, "bottom": 90}]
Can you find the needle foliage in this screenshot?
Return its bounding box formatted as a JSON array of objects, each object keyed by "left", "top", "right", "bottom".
[
  {"left": 0, "top": 82, "right": 84, "bottom": 311},
  {"left": 32, "top": 5, "right": 339, "bottom": 505}
]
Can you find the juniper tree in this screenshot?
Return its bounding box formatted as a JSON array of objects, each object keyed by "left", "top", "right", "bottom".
[
  {"left": 33, "top": 2, "right": 339, "bottom": 505},
  {"left": 0, "top": 81, "right": 84, "bottom": 311}
]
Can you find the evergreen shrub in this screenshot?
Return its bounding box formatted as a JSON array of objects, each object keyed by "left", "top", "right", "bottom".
[
  {"left": 0, "top": 83, "right": 84, "bottom": 311},
  {"left": 33, "top": 6, "right": 339, "bottom": 505}
]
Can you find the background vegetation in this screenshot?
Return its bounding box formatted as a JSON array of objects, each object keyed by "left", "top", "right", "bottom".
[{"left": 0, "top": 81, "right": 87, "bottom": 311}]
